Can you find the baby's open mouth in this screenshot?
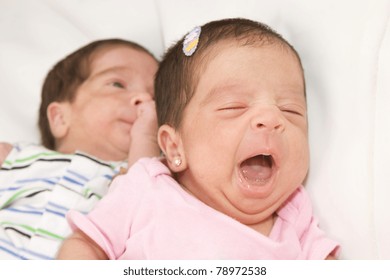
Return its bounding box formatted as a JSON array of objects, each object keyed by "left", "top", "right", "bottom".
[{"left": 239, "top": 154, "right": 274, "bottom": 185}]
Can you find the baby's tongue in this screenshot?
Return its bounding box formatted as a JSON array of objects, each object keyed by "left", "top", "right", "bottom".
[{"left": 240, "top": 155, "right": 273, "bottom": 184}]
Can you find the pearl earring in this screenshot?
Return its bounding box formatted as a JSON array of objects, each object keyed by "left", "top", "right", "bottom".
[{"left": 173, "top": 157, "right": 182, "bottom": 167}]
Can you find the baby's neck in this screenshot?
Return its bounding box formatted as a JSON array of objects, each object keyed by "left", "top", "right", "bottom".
[{"left": 248, "top": 214, "right": 276, "bottom": 237}]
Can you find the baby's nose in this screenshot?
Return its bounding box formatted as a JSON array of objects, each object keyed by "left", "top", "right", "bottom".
[
  {"left": 130, "top": 92, "right": 152, "bottom": 106},
  {"left": 251, "top": 106, "right": 285, "bottom": 133}
]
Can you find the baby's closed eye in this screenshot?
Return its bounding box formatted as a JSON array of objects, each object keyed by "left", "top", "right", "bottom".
[
  {"left": 217, "top": 103, "right": 247, "bottom": 111},
  {"left": 279, "top": 104, "right": 306, "bottom": 117}
]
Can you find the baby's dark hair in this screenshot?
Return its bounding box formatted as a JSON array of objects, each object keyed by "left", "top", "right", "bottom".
[
  {"left": 38, "top": 38, "right": 156, "bottom": 150},
  {"left": 155, "top": 18, "right": 304, "bottom": 129}
]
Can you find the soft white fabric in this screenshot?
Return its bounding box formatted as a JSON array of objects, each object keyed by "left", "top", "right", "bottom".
[{"left": 0, "top": 0, "right": 389, "bottom": 259}]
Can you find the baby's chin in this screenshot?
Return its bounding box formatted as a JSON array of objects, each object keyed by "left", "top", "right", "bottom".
[
  {"left": 220, "top": 196, "right": 278, "bottom": 236},
  {"left": 90, "top": 142, "right": 129, "bottom": 162}
]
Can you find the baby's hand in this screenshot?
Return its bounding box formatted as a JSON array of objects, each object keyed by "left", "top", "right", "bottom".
[
  {"left": 0, "top": 142, "right": 12, "bottom": 166},
  {"left": 131, "top": 100, "right": 158, "bottom": 141},
  {"left": 128, "top": 101, "right": 160, "bottom": 165}
]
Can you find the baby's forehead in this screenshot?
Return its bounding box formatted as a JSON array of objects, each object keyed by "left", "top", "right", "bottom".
[
  {"left": 193, "top": 40, "right": 303, "bottom": 81},
  {"left": 191, "top": 42, "right": 305, "bottom": 99},
  {"left": 88, "top": 45, "right": 155, "bottom": 76},
  {"left": 193, "top": 39, "right": 297, "bottom": 75},
  {"left": 89, "top": 45, "right": 137, "bottom": 65}
]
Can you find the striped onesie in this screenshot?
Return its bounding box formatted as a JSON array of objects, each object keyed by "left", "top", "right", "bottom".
[{"left": 0, "top": 143, "right": 124, "bottom": 259}]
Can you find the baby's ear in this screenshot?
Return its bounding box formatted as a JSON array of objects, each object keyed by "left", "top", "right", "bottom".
[
  {"left": 47, "top": 102, "right": 71, "bottom": 139},
  {"left": 157, "top": 124, "right": 187, "bottom": 172}
]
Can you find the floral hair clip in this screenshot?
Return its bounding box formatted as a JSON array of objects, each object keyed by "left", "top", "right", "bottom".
[{"left": 182, "top": 26, "right": 201, "bottom": 56}]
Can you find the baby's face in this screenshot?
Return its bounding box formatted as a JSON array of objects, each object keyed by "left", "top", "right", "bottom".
[
  {"left": 63, "top": 46, "right": 157, "bottom": 161},
  {"left": 177, "top": 43, "right": 309, "bottom": 231}
]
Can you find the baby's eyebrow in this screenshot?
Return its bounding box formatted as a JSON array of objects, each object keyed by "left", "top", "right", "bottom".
[
  {"left": 201, "top": 84, "right": 243, "bottom": 106},
  {"left": 90, "top": 66, "right": 133, "bottom": 80},
  {"left": 200, "top": 82, "right": 306, "bottom": 107}
]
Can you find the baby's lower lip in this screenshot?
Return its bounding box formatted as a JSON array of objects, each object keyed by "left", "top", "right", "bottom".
[{"left": 119, "top": 119, "right": 133, "bottom": 126}]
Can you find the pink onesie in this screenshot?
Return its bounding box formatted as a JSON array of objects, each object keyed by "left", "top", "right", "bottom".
[{"left": 67, "top": 157, "right": 340, "bottom": 259}]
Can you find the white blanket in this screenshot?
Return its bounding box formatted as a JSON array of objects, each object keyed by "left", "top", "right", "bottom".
[{"left": 0, "top": 0, "right": 389, "bottom": 259}]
